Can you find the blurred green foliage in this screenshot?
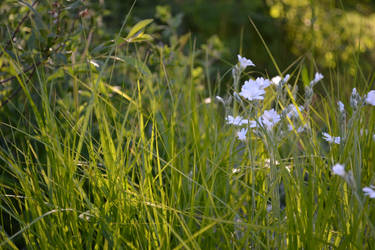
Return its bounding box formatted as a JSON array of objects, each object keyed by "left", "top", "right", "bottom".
[
  {"left": 2, "top": 0, "right": 375, "bottom": 87},
  {"left": 101, "top": 0, "right": 375, "bottom": 75}
]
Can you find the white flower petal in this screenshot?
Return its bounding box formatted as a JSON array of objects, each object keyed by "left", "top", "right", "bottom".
[
  {"left": 332, "top": 163, "right": 346, "bottom": 177},
  {"left": 271, "top": 76, "right": 282, "bottom": 85},
  {"left": 365, "top": 90, "right": 375, "bottom": 106},
  {"left": 226, "top": 115, "right": 249, "bottom": 126},
  {"left": 363, "top": 186, "right": 375, "bottom": 198},
  {"left": 237, "top": 55, "right": 255, "bottom": 69},
  {"left": 310, "top": 72, "right": 324, "bottom": 86},
  {"left": 237, "top": 128, "right": 248, "bottom": 141},
  {"left": 259, "top": 109, "right": 281, "bottom": 131},
  {"left": 337, "top": 101, "right": 345, "bottom": 113},
  {"left": 322, "top": 132, "right": 340, "bottom": 144}
]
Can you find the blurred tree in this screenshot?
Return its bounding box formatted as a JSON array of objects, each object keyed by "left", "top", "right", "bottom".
[
  {"left": 267, "top": 0, "right": 375, "bottom": 74},
  {"left": 101, "top": 0, "right": 292, "bottom": 75}
]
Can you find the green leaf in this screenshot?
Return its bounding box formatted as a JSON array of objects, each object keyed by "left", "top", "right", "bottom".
[
  {"left": 126, "top": 19, "right": 153, "bottom": 39},
  {"left": 126, "top": 33, "right": 153, "bottom": 43},
  {"left": 301, "top": 66, "right": 309, "bottom": 86}
]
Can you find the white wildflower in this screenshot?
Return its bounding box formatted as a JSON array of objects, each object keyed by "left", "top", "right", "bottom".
[
  {"left": 239, "top": 80, "right": 266, "bottom": 101},
  {"left": 248, "top": 120, "right": 258, "bottom": 128},
  {"left": 272, "top": 74, "right": 290, "bottom": 86},
  {"left": 322, "top": 132, "right": 341, "bottom": 144},
  {"left": 284, "top": 74, "right": 290, "bottom": 82},
  {"left": 259, "top": 109, "right": 281, "bottom": 131},
  {"left": 232, "top": 168, "right": 241, "bottom": 174},
  {"left": 255, "top": 77, "right": 272, "bottom": 89},
  {"left": 237, "top": 55, "right": 255, "bottom": 70},
  {"left": 363, "top": 186, "right": 375, "bottom": 198},
  {"left": 239, "top": 77, "right": 271, "bottom": 101},
  {"left": 271, "top": 76, "right": 282, "bottom": 85},
  {"left": 226, "top": 115, "right": 249, "bottom": 126},
  {"left": 350, "top": 88, "right": 361, "bottom": 108},
  {"left": 332, "top": 163, "right": 346, "bottom": 177},
  {"left": 337, "top": 101, "right": 345, "bottom": 113},
  {"left": 237, "top": 128, "right": 248, "bottom": 141},
  {"left": 365, "top": 90, "right": 375, "bottom": 106},
  {"left": 310, "top": 72, "right": 324, "bottom": 86}
]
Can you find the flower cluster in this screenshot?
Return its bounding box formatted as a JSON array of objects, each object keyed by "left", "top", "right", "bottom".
[
  {"left": 223, "top": 54, "right": 375, "bottom": 203},
  {"left": 224, "top": 55, "right": 308, "bottom": 141}
]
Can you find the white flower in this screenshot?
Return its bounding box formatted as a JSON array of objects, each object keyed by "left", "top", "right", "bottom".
[
  {"left": 259, "top": 109, "right": 281, "bottom": 130},
  {"left": 226, "top": 115, "right": 249, "bottom": 126},
  {"left": 350, "top": 88, "right": 361, "bottom": 108},
  {"left": 271, "top": 74, "right": 290, "bottom": 86},
  {"left": 232, "top": 168, "right": 241, "bottom": 174},
  {"left": 332, "top": 163, "right": 346, "bottom": 177},
  {"left": 322, "top": 132, "right": 341, "bottom": 144},
  {"left": 310, "top": 72, "right": 324, "bottom": 86},
  {"left": 363, "top": 186, "right": 375, "bottom": 198},
  {"left": 239, "top": 77, "right": 271, "bottom": 101},
  {"left": 248, "top": 120, "right": 258, "bottom": 128},
  {"left": 254, "top": 77, "right": 272, "bottom": 89},
  {"left": 271, "top": 76, "right": 282, "bottom": 86},
  {"left": 237, "top": 55, "right": 255, "bottom": 70},
  {"left": 237, "top": 128, "right": 248, "bottom": 141},
  {"left": 204, "top": 97, "right": 212, "bottom": 104},
  {"left": 286, "top": 104, "right": 304, "bottom": 118},
  {"left": 337, "top": 101, "right": 345, "bottom": 113},
  {"left": 239, "top": 80, "right": 266, "bottom": 101},
  {"left": 373, "top": 134, "right": 375, "bottom": 142},
  {"left": 284, "top": 74, "right": 290, "bottom": 82},
  {"left": 365, "top": 90, "right": 375, "bottom": 106}
]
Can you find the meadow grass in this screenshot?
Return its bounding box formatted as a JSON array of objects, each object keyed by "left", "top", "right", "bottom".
[{"left": 1, "top": 13, "right": 375, "bottom": 249}]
